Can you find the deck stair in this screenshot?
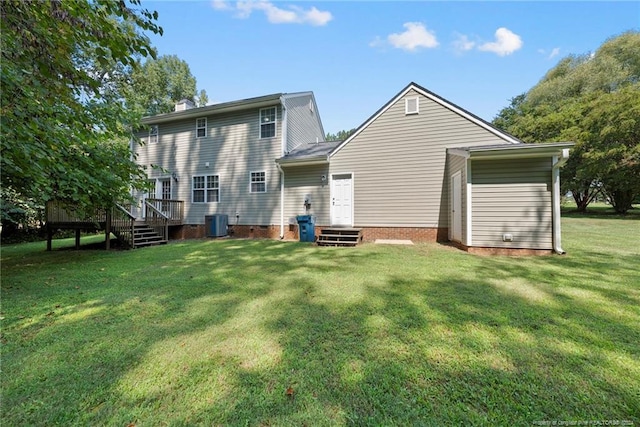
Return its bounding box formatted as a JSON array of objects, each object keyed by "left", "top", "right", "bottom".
[
  {"left": 316, "top": 228, "right": 363, "bottom": 247},
  {"left": 132, "top": 221, "right": 167, "bottom": 248}
]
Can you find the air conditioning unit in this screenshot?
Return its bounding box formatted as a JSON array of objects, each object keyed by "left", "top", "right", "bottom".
[{"left": 205, "top": 214, "right": 228, "bottom": 237}]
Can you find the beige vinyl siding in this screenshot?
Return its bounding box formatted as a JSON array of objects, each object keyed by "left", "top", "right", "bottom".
[
  {"left": 283, "top": 94, "right": 325, "bottom": 153},
  {"left": 330, "top": 89, "right": 509, "bottom": 227},
  {"left": 447, "top": 153, "right": 467, "bottom": 244},
  {"left": 471, "top": 158, "right": 552, "bottom": 249},
  {"left": 283, "top": 165, "right": 330, "bottom": 226},
  {"left": 134, "top": 106, "right": 283, "bottom": 225}
]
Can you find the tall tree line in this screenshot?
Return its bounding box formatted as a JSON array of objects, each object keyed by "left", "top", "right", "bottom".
[
  {"left": 493, "top": 31, "right": 640, "bottom": 213},
  {"left": 1, "top": 1, "right": 207, "bottom": 235}
]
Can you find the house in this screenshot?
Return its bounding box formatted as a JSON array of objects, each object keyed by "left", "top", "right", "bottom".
[
  {"left": 133, "top": 91, "right": 326, "bottom": 239},
  {"left": 132, "top": 82, "right": 572, "bottom": 254}
]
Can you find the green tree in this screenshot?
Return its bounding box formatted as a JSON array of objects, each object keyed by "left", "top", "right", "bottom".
[
  {"left": 197, "top": 89, "right": 209, "bottom": 107},
  {"left": 326, "top": 128, "right": 357, "bottom": 142},
  {"left": 493, "top": 31, "right": 640, "bottom": 213},
  {"left": 125, "top": 55, "right": 208, "bottom": 116},
  {"left": 1, "top": 0, "right": 161, "bottom": 219}
]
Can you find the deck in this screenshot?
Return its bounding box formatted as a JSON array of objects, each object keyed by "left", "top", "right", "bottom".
[{"left": 45, "top": 199, "right": 184, "bottom": 250}]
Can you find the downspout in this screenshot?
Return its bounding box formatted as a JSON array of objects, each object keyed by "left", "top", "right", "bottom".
[
  {"left": 277, "top": 163, "right": 285, "bottom": 239},
  {"left": 278, "top": 96, "right": 288, "bottom": 240},
  {"left": 552, "top": 149, "right": 570, "bottom": 254}
]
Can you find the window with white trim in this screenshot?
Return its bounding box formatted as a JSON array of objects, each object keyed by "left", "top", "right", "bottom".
[
  {"left": 196, "top": 118, "right": 207, "bottom": 138},
  {"left": 149, "top": 125, "right": 159, "bottom": 143},
  {"left": 250, "top": 171, "right": 266, "bottom": 193},
  {"left": 405, "top": 97, "right": 419, "bottom": 115},
  {"left": 260, "top": 107, "right": 276, "bottom": 138},
  {"left": 192, "top": 175, "right": 219, "bottom": 203}
]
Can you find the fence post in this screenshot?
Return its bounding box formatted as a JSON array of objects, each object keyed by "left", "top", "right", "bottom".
[{"left": 105, "top": 210, "right": 111, "bottom": 250}]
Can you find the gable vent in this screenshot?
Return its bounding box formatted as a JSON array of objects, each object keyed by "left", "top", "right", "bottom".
[{"left": 405, "top": 97, "right": 419, "bottom": 115}]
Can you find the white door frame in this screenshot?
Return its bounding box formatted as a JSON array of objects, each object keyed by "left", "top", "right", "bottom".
[
  {"left": 451, "top": 171, "right": 462, "bottom": 242},
  {"left": 143, "top": 176, "right": 171, "bottom": 218},
  {"left": 330, "top": 172, "right": 354, "bottom": 227}
]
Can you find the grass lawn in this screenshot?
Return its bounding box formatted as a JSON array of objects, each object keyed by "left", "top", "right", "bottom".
[{"left": 2, "top": 209, "right": 639, "bottom": 425}]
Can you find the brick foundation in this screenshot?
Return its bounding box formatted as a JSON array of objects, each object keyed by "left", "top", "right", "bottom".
[
  {"left": 170, "top": 224, "right": 448, "bottom": 243},
  {"left": 228, "top": 224, "right": 299, "bottom": 240},
  {"left": 360, "top": 227, "right": 448, "bottom": 243},
  {"left": 170, "top": 224, "right": 301, "bottom": 241},
  {"left": 169, "top": 224, "right": 553, "bottom": 255},
  {"left": 169, "top": 224, "right": 207, "bottom": 240}
]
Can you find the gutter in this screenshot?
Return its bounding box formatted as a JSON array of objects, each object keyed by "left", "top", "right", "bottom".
[{"left": 551, "top": 148, "right": 570, "bottom": 254}]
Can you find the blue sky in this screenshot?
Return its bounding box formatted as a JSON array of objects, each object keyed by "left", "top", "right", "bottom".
[{"left": 144, "top": 1, "right": 640, "bottom": 134}]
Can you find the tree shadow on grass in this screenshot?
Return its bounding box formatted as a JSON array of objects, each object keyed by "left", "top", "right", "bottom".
[
  {"left": 181, "top": 248, "right": 639, "bottom": 424},
  {"left": 2, "top": 239, "right": 639, "bottom": 425},
  {"left": 1, "top": 240, "right": 377, "bottom": 425}
]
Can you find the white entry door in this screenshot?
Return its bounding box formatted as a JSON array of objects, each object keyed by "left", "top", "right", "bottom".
[
  {"left": 331, "top": 173, "right": 353, "bottom": 227},
  {"left": 451, "top": 172, "right": 462, "bottom": 242}
]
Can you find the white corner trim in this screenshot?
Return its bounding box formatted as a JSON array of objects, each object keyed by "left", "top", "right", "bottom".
[
  {"left": 551, "top": 154, "right": 566, "bottom": 254},
  {"left": 465, "top": 159, "right": 473, "bottom": 247}
]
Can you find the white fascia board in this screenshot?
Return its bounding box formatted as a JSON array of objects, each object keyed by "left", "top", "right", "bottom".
[
  {"left": 415, "top": 88, "right": 522, "bottom": 145},
  {"left": 330, "top": 83, "right": 522, "bottom": 158},
  {"left": 468, "top": 144, "right": 574, "bottom": 161}
]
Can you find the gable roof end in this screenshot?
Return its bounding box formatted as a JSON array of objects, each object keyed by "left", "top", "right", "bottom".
[{"left": 330, "top": 82, "right": 523, "bottom": 158}]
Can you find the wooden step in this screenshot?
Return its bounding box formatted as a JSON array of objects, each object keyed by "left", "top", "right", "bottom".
[
  {"left": 317, "top": 227, "right": 363, "bottom": 247},
  {"left": 131, "top": 224, "right": 166, "bottom": 248}
]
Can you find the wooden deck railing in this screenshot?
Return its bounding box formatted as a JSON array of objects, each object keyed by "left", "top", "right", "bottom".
[
  {"left": 46, "top": 200, "right": 106, "bottom": 224},
  {"left": 146, "top": 199, "right": 183, "bottom": 224},
  {"left": 46, "top": 199, "right": 183, "bottom": 250},
  {"left": 111, "top": 204, "right": 136, "bottom": 248},
  {"left": 144, "top": 201, "right": 169, "bottom": 242}
]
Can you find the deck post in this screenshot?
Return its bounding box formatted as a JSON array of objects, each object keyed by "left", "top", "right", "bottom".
[
  {"left": 75, "top": 229, "right": 81, "bottom": 249},
  {"left": 105, "top": 210, "right": 111, "bottom": 250}
]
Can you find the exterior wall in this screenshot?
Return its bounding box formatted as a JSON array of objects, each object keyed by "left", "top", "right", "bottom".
[
  {"left": 282, "top": 164, "right": 330, "bottom": 226},
  {"left": 134, "top": 105, "right": 283, "bottom": 226},
  {"left": 471, "top": 158, "right": 553, "bottom": 249},
  {"left": 283, "top": 94, "right": 325, "bottom": 152},
  {"left": 330, "top": 88, "right": 509, "bottom": 229}
]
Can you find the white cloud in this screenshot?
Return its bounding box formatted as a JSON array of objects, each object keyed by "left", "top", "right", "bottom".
[
  {"left": 373, "top": 22, "right": 439, "bottom": 52},
  {"left": 452, "top": 33, "right": 475, "bottom": 53},
  {"left": 537, "top": 47, "right": 561, "bottom": 60},
  {"left": 548, "top": 47, "right": 560, "bottom": 59},
  {"left": 478, "top": 27, "right": 523, "bottom": 56},
  {"left": 211, "top": 0, "right": 232, "bottom": 10},
  {"left": 213, "top": 1, "right": 332, "bottom": 26}
]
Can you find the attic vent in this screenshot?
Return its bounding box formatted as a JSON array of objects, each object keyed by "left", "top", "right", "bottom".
[
  {"left": 309, "top": 99, "right": 314, "bottom": 113},
  {"left": 405, "top": 97, "right": 419, "bottom": 115}
]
